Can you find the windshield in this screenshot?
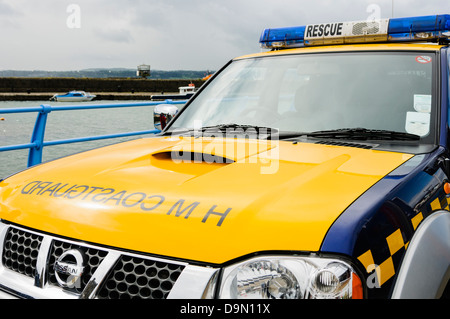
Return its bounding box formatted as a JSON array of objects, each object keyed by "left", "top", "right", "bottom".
[{"left": 171, "top": 51, "right": 436, "bottom": 141}]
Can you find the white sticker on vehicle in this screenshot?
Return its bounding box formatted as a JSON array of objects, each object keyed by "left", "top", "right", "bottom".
[
  {"left": 405, "top": 111, "right": 430, "bottom": 136},
  {"left": 413, "top": 94, "right": 432, "bottom": 113}
]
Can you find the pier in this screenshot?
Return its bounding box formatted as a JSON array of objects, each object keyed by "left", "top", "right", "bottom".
[{"left": 0, "top": 77, "right": 204, "bottom": 101}]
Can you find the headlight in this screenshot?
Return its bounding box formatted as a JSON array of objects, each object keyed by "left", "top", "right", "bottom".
[{"left": 218, "top": 256, "right": 363, "bottom": 299}]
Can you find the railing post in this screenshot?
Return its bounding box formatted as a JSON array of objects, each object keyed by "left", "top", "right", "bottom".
[
  {"left": 0, "top": 100, "right": 187, "bottom": 173},
  {"left": 28, "top": 104, "right": 52, "bottom": 167}
]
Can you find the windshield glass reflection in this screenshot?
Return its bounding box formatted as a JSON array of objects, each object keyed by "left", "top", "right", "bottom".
[{"left": 171, "top": 52, "right": 435, "bottom": 140}]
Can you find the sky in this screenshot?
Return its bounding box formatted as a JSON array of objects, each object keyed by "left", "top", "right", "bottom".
[{"left": 0, "top": 0, "right": 449, "bottom": 71}]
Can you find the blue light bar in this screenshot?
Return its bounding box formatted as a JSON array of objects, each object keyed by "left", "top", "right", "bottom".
[
  {"left": 260, "top": 26, "right": 307, "bottom": 48},
  {"left": 388, "top": 15, "right": 450, "bottom": 41},
  {"left": 260, "top": 14, "right": 450, "bottom": 49}
]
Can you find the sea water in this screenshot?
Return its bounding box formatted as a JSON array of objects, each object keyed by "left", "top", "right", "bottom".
[{"left": 0, "top": 100, "right": 160, "bottom": 178}]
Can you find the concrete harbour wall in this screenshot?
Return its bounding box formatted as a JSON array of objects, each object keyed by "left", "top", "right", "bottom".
[{"left": 0, "top": 77, "right": 204, "bottom": 100}]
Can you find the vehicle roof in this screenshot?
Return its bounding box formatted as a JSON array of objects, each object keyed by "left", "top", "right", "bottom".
[{"left": 235, "top": 42, "right": 446, "bottom": 60}]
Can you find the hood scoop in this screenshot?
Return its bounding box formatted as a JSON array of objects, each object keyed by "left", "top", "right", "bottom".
[
  {"left": 149, "top": 150, "right": 234, "bottom": 177},
  {"left": 152, "top": 137, "right": 276, "bottom": 164},
  {"left": 152, "top": 151, "right": 234, "bottom": 164},
  {"left": 146, "top": 137, "right": 277, "bottom": 177}
]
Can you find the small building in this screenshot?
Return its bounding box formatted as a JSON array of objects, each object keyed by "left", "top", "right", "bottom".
[{"left": 137, "top": 64, "right": 151, "bottom": 78}]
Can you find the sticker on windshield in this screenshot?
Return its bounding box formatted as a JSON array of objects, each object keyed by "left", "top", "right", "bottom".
[
  {"left": 405, "top": 111, "right": 430, "bottom": 137},
  {"left": 415, "top": 56, "right": 432, "bottom": 64},
  {"left": 413, "top": 94, "right": 432, "bottom": 113}
]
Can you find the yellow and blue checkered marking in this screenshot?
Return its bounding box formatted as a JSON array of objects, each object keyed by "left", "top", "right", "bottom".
[
  {"left": 358, "top": 228, "right": 408, "bottom": 286},
  {"left": 357, "top": 186, "right": 450, "bottom": 287}
]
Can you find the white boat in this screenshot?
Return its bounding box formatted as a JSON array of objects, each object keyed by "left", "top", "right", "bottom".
[
  {"left": 50, "top": 91, "right": 96, "bottom": 102},
  {"left": 151, "top": 83, "right": 196, "bottom": 100}
]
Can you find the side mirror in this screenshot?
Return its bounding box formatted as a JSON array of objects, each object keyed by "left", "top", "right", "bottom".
[{"left": 154, "top": 104, "right": 178, "bottom": 130}]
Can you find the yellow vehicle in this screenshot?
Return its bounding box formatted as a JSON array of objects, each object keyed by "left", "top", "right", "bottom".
[{"left": 1, "top": 14, "right": 450, "bottom": 300}]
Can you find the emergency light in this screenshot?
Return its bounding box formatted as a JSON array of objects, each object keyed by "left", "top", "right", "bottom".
[{"left": 260, "top": 14, "right": 450, "bottom": 49}]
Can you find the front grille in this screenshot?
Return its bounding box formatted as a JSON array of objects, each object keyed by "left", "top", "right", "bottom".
[
  {"left": 97, "top": 255, "right": 184, "bottom": 299},
  {"left": 2, "top": 227, "right": 43, "bottom": 278},
  {"left": 0, "top": 224, "right": 188, "bottom": 299}
]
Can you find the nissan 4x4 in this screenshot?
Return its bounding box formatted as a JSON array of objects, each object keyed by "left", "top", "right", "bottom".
[{"left": 0, "top": 14, "right": 450, "bottom": 299}]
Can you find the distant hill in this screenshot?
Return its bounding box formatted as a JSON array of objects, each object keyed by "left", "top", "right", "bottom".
[{"left": 0, "top": 68, "right": 214, "bottom": 79}]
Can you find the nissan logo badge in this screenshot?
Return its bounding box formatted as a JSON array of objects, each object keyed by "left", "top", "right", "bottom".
[{"left": 54, "top": 249, "right": 85, "bottom": 289}]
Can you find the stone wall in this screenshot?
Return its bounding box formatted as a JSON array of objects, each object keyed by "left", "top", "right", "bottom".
[{"left": 0, "top": 77, "right": 204, "bottom": 93}]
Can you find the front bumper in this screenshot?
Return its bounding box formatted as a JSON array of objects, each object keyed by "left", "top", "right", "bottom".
[{"left": 0, "top": 222, "right": 218, "bottom": 299}]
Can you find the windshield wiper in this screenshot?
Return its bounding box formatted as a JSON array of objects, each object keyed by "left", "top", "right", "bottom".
[
  {"left": 166, "top": 123, "right": 279, "bottom": 138},
  {"left": 199, "top": 123, "right": 275, "bottom": 132},
  {"left": 302, "top": 128, "right": 420, "bottom": 141},
  {"left": 197, "top": 124, "right": 278, "bottom": 139}
]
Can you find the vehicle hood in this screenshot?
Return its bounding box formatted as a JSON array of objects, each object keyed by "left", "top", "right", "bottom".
[{"left": 0, "top": 136, "right": 413, "bottom": 264}]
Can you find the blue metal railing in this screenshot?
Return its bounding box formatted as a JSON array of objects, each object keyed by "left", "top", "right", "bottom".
[{"left": 0, "top": 100, "right": 186, "bottom": 167}]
